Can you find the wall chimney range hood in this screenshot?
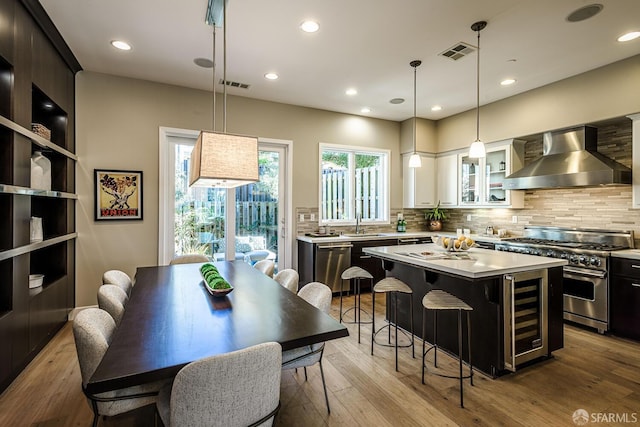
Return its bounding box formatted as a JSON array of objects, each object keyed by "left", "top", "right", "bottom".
[{"left": 503, "top": 126, "right": 631, "bottom": 190}]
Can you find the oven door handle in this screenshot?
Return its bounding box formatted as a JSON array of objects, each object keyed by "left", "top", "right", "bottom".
[{"left": 563, "top": 267, "right": 607, "bottom": 279}]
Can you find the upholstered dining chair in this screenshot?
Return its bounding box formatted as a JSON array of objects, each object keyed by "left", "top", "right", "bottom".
[
  {"left": 72, "top": 308, "right": 165, "bottom": 427},
  {"left": 102, "top": 269, "right": 133, "bottom": 297},
  {"left": 156, "top": 342, "right": 282, "bottom": 427},
  {"left": 169, "top": 254, "right": 209, "bottom": 265},
  {"left": 97, "top": 284, "right": 128, "bottom": 326},
  {"left": 273, "top": 269, "right": 299, "bottom": 293},
  {"left": 281, "top": 282, "right": 333, "bottom": 413},
  {"left": 253, "top": 259, "right": 275, "bottom": 278}
]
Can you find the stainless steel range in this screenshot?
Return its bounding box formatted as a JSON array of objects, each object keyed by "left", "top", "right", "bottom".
[{"left": 495, "top": 226, "right": 634, "bottom": 333}]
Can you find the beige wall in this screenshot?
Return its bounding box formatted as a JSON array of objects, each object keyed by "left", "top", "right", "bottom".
[
  {"left": 400, "top": 117, "right": 438, "bottom": 154},
  {"left": 75, "top": 71, "right": 401, "bottom": 307},
  {"left": 76, "top": 54, "right": 640, "bottom": 307},
  {"left": 437, "top": 54, "right": 640, "bottom": 151}
]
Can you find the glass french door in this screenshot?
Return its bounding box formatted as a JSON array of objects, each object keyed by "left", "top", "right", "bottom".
[{"left": 161, "top": 130, "right": 288, "bottom": 270}]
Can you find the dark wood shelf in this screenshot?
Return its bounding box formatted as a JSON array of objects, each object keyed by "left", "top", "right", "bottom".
[{"left": 0, "top": 0, "right": 78, "bottom": 395}]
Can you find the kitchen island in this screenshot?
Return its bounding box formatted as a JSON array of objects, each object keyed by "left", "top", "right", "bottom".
[{"left": 363, "top": 243, "right": 567, "bottom": 377}]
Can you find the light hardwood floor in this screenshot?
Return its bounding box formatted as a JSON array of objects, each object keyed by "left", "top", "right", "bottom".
[{"left": 1, "top": 293, "right": 639, "bottom": 426}]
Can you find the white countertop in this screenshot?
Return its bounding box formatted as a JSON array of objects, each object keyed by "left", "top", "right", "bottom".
[
  {"left": 296, "top": 231, "right": 433, "bottom": 244},
  {"left": 363, "top": 243, "right": 567, "bottom": 279},
  {"left": 611, "top": 249, "right": 640, "bottom": 260}
]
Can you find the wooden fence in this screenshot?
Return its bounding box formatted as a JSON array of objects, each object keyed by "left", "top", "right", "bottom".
[{"left": 321, "top": 166, "right": 382, "bottom": 220}]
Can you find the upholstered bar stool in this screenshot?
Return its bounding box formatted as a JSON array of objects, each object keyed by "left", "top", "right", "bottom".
[
  {"left": 421, "top": 289, "right": 474, "bottom": 408},
  {"left": 339, "top": 266, "right": 374, "bottom": 343},
  {"left": 371, "top": 277, "right": 414, "bottom": 371}
]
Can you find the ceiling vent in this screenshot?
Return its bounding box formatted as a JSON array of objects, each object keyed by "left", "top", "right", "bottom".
[
  {"left": 439, "top": 42, "right": 475, "bottom": 61},
  {"left": 219, "top": 79, "right": 250, "bottom": 89}
]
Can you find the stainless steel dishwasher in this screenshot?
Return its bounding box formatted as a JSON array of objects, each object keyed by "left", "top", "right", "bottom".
[{"left": 315, "top": 242, "right": 352, "bottom": 292}]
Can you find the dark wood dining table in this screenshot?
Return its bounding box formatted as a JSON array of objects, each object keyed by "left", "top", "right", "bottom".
[{"left": 86, "top": 260, "right": 349, "bottom": 394}]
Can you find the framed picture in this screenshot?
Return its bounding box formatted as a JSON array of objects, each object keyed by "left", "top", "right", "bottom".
[{"left": 94, "top": 169, "right": 143, "bottom": 221}]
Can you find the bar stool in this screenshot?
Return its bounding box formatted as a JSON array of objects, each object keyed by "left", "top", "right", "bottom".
[
  {"left": 339, "top": 266, "right": 374, "bottom": 343},
  {"left": 371, "top": 277, "right": 414, "bottom": 371},
  {"left": 421, "top": 289, "right": 474, "bottom": 408}
]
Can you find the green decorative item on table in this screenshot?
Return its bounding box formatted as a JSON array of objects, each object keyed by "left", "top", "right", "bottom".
[{"left": 200, "top": 263, "right": 233, "bottom": 295}]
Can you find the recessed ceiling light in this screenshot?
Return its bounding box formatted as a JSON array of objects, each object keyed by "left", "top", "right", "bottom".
[
  {"left": 345, "top": 88, "right": 357, "bottom": 96},
  {"left": 361, "top": 107, "right": 371, "bottom": 113},
  {"left": 264, "top": 73, "right": 279, "bottom": 80},
  {"left": 110, "top": 40, "right": 132, "bottom": 51},
  {"left": 431, "top": 105, "right": 442, "bottom": 112},
  {"left": 389, "top": 98, "right": 405, "bottom": 104},
  {"left": 500, "top": 78, "right": 516, "bottom": 86},
  {"left": 566, "top": 4, "right": 603, "bottom": 22},
  {"left": 618, "top": 31, "right": 640, "bottom": 42},
  {"left": 194, "top": 57, "right": 213, "bottom": 68},
  {"left": 300, "top": 20, "right": 319, "bottom": 33}
]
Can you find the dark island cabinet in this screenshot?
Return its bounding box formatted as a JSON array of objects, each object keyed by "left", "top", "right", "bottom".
[
  {"left": 350, "top": 240, "right": 389, "bottom": 290},
  {"left": 0, "top": 0, "right": 80, "bottom": 393},
  {"left": 610, "top": 257, "right": 640, "bottom": 340}
]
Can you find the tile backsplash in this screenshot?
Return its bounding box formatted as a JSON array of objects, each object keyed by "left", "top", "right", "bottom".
[{"left": 297, "top": 118, "right": 640, "bottom": 244}]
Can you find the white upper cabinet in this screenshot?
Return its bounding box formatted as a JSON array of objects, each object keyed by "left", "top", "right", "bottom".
[
  {"left": 458, "top": 139, "right": 525, "bottom": 208},
  {"left": 435, "top": 153, "right": 458, "bottom": 207},
  {"left": 403, "top": 154, "right": 436, "bottom": 208}
]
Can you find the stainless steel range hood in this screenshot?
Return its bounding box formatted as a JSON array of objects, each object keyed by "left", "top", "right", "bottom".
[{"left": 503, "top": 126, "right": 631, "bottom": 190}]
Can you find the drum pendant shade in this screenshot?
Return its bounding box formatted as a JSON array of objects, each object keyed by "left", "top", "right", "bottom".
[{"left": 189, "top": 131, "right": 259, "bottom": 188}]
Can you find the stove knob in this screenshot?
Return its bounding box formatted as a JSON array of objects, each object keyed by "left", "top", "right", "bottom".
[
  {"left": 579, "top": 255, "right": 588, "bottom": 265},
  {"left": 531, "top": 249, "right": 540, "bottom": 256},
  {"left": 569, "top": 255, "right": 579, "bottom": 264},
  {"left": 560, "top": 253, "right": 568, "bottom": 259},
  {"left": 590, "top": 257, "right": 601, "bottom": 267},
  {"left": 546, "top": 250, "right": 555, "bottom": 258}
]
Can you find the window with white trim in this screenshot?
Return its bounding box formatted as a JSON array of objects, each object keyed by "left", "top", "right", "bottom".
[{"left": 319, "top": 143, "right": 390, "bottom": 225}]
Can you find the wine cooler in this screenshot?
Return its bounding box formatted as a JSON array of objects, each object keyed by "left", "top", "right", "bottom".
[{"left": 503, "top": 269, "right": 548, "bottom": 371}]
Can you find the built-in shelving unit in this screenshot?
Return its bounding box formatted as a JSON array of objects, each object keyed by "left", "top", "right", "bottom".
[{"left": 0, "top": 0, "right": 80, "bottom": 393}]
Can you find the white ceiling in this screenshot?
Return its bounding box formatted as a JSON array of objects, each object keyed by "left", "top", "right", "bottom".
[{"left": 40, "top": 0, "right": 640, "bottom": 122}]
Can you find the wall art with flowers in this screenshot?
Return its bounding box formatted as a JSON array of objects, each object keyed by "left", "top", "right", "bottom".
[{"left": 94, "top": 169, "right": 143, "bottom": 220}]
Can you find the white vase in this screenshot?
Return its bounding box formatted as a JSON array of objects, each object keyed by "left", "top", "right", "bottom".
[
  {"left": 30, "top": 151, "right": 51, "bottom": 190},
  {"left": 30, "top": 217, "right": 43, "bottom": 243}
]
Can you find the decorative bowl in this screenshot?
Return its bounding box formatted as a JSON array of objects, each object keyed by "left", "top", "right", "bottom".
[
  {"left": 29, "top": 274, "right": 44, "bottom": 289},
  {"left": 434, "top": 236, "right": 475, "bottom": 252},
  {"left": 204, "top": 282, "right": 233, "bottom": 297}
]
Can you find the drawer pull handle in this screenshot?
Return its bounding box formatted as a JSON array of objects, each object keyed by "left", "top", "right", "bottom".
[
  {"left": 632, "top": 283, "right": 640, "bottom": 288},
  {"left": 632, "top": 265, "right": 640, "bottom": 269},
  {"left": 360, "top": 255, "right": 372, "bottom": 259}
]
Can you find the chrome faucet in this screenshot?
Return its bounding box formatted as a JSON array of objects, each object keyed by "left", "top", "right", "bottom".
[{"left": 355, "top": 212, "right": 361, "bottom": 234}]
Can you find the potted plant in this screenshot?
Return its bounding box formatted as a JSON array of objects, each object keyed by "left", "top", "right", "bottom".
[{"left": 425, "top": 201, "right": 447, "bottom": 231}]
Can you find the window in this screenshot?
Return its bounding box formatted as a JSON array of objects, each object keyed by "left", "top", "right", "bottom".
[{"left": 319, "top": 143, "right": 389, "bottom": 225}]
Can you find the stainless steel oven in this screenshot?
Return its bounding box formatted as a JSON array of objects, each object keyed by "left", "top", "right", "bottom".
[
  {"left": 496, "top": 226, "right": 634, "bottom": 333},
  {"left": 562, "top": 265, "right": 608, "bottom": 332}
]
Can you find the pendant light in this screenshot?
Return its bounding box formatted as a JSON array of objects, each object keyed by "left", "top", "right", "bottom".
[
  {"left": 189, "top": 0, "right": 259, "bottom": 188},
  {"left": 468, "top": 20, "right": 487, "bottom": 159},
  {"left": 408, "top": 60, "right": 422, "bottom": 168}
]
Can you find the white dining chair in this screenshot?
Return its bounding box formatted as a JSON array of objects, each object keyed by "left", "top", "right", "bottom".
[
  {"left": 97, "top": 284, "right": 128, "bottom": 326},
  {"left": 273, "top": 269, "right": 299, "bottom": 293},
  {"left": 72, "top": 308, "right": 165, "bottom": 427},
  {"left": 253, "top": 260, "right": 275, "bottom": 278},
  {"left": 169, "top": 254, "right": 209, "bottom": 265},
  {"left": 102, "top": 269, "right": 133, "bottom": 297},
  {"left": 156, "top": 342, "right": 282, "bottom": 427},
  {"left": 281, "top": 282, "right": 333, "bottom": 413}
]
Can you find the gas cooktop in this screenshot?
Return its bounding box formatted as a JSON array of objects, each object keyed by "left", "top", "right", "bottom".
[{"left": 501, "top": 237, "right": 627, "bottom": 252}]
